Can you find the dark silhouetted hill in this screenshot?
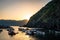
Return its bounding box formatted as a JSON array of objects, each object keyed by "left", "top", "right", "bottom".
[
  {"left": 25, "top": 0, "right": 60, "bottom": 30},
  {"left": 0, "top": 19, "right": 28, "bottom": 26}
]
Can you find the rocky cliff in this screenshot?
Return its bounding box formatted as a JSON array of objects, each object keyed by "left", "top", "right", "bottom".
[{"left": 25, "top": 0, "right": 60, "bottom": 30}]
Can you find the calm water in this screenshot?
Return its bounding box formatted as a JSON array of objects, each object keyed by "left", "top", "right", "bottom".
[{"left": 0, "top": 26, "right": 39, "bottom": 40}]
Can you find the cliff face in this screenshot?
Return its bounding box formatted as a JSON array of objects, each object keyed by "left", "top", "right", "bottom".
[{"left": 26, "top": 0, "right": 60, "bottom": 29}]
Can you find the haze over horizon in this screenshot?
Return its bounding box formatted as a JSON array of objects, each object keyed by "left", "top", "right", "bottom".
[{"left": 0, "top": 0, "right": 51, "bottom": 20}]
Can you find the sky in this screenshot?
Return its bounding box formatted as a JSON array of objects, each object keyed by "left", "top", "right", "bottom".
[{"left": 0, "top": 0, "right": 51, "bottom": 20}]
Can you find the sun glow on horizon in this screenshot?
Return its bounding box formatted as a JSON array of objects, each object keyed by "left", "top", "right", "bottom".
[
  {"left": 23, "top": 14, "right": 32, "bottom": 20},
  {"left": 0, "top": 0, "right": 51, "bottom": 20},
  {"left": 0, "top": 13, "right": 32, "bottom": 20}
]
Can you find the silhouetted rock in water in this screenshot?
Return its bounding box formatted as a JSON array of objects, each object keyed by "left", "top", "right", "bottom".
[
  {"left": 25, "top": 0, "right": 60, "bottom": 30},
  {"left": 0, "top": 25, "right": 15, "bottom": 32},
  {"left": 8, "top": 30, "right": 18, "bottom": 36},
  {"left": 6, "top": 27, "right": 14, "bottom": 31},
  {"left": 26, "top": 30, "right": 34, "bottom": 35},
  {"left": 0, "top": 29, "right": 3, "bottom": 33},
  {"left": 7, "top": 28, "right": 14, "bottom": 31}
]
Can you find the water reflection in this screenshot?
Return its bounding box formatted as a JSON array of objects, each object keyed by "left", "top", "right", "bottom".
[
  {"left": 0, "top": 26, "right": 37, "bottom": 40},
  {"left": 0, "top": 26, "right": 60, "bottom": 40}
]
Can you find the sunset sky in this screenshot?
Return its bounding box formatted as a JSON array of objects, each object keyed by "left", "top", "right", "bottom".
[{"left": 0, "top": 0, "right": 51, "bottom": 20}]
